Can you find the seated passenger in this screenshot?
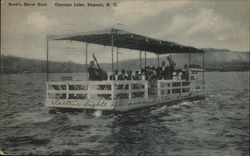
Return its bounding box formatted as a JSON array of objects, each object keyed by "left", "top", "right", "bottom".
[
  {"left": 145, "top": 66, "right": 151, "bottom": 80},
  {"left": 133, "top": 71, "right": 140, "bottom": 80},
  {"left": 118, "top": 69, "right": 126, "bottom": 80},
  {"left": 175, "top": 70, "right": 183, "bottom": 80},
  {"left": 126, "top": 70, "right": 133, "bottom": 80},
  {"left": 149, "top": 65, "right": 157, "bottom": 80},
  {"left": 156, "top": 65, "right": 162, "bottom": 80},
  {"left": 109, "top": 69, "right": 118, "bottom": 80},
  {"left": 140, "top": 69, "right": 146, "bottom": 80},
  {"left": 182, "top": 65, "right": 189, "bottom": 80}
]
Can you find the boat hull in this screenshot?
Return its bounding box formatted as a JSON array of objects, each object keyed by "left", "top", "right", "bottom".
[
  {"left": 45, "top": 75, "right": 205, "bottom": 112},
  {"left": 46, "top": 92, "right": 205, "bottom": 112}
]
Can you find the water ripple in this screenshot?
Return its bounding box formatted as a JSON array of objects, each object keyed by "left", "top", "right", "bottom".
[{"left": 0, "top": 72, "right": 249, "bottom": 155}]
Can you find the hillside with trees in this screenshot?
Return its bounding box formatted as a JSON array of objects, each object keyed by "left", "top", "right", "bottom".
[
  {"left": 1, "top": 49, "right": 249, "bottom": 74},
  {"left": 0, "top": 56, "right": 85, "bottom": 74}
]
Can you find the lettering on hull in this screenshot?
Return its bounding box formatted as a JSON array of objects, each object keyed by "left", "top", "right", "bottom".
[
  {"left": 48, "top": 99, "right": 110, "bottom": 109},
  {"left": 47, "top": 93, "right": 200, "bottom": 111},
  {"left": 112, "top": 98, "right": 159, "bottom": 106}
]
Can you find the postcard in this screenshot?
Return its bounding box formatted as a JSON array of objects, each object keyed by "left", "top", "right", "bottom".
[{"left": 1, "top": 0, "right": 249, "bottom": 155}]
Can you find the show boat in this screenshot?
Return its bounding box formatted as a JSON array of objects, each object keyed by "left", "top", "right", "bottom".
[{"left": 45, "top": 28, "right": 205, "bottom": 112}]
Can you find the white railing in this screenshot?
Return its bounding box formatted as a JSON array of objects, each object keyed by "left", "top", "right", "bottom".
[
  {"left": 113, "top": 80, "right": 148, "bottom": 100},
  {"left": 46, "top": 78, "right": 203, "bottom": 103},
  {"left": 46, "top": 80, "right": 148, "bottom": 101},
  {"left": 157, "top": 80, "right": 191, "bottom": 99}
]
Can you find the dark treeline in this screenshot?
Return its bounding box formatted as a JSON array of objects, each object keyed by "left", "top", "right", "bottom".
[
  {"left": 1, "top": 52, "right": 249, "bottom": 74},
  {"left": 205, "top": 62, "right": 250, "bottom": 71},
  {"left": 0, "top": 55, "right": 85, "bottom": 74}
]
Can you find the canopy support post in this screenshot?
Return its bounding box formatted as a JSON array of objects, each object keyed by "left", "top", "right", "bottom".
[
  {"left": 111, "top": 33, "right": 114, "bottom": 75},
  {"left": 139, "top": 51, "right": 142, "bottom": 69},
  {"left": 189, "top": 52, "right": 191, "bottom": 67},
  {"left": 116, "top": 47, "right": 118, "bottom": 70},
  {"left": 85, "top": 43, "right": 88, "bottom": 80},
  {"left": 46, "top": 39, "right": 49, "bottom": 81},
  {"left": 144, "top": 52, "right": 147, "bottom": 68},
  {"left": 157, "top": 55, "right": 160, "bottom": 66},
  {"left": 202, "top": 51, "right": 205, "bottom": 92}
]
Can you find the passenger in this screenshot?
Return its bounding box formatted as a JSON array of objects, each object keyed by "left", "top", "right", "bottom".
[
  {"left": 173, "top": 69, "right": 182, "bottom": 80},
  {"left": 133, "top": 71, "right": 140, "bottom": 80},
  {"left": 182, "top": 65, "right": 189, "bottom": 80},
  {"left": 147, "top": 66, "right": 152, "bottom": 80},
  {"left": 156, "top": 65, "right": 162, "bottom": 80},
  {"left": 109, "top": 69, "right": 118, "bottom": 80},
  {"left": 160, "top": 61, "right": 168, "bottom": 80},
  {"left": 166, "top": 56, "right": 176, "bottom": 80},
  {"left": 141, "top": 69, "right": 146, "bottom": 80},
  {"left": 118, "top": 69, "right": 126, "bottom": 80},
  {"left": 145, "top": 66, "right": 151, "bottom": 80},
  {"left": 88, "top": 61, "right": 98, "bottom": 80},
  {"left": 149, "top": 65, "right": 157, "bottom": 80},
  {"left": 178, "top": 71, "right": 183, "bottom": 80},
  {"left": 126, "top": 70, "right": 133, "bottom": 80}
]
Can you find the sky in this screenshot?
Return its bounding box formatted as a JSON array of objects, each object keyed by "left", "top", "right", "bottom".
[{"left": 1, "top": 0, "right": 249, "bottom": 63}]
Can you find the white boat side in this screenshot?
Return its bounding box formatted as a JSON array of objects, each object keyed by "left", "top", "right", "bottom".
[{"left": 45, "top": 69, "right": 205, "bottom": 112}]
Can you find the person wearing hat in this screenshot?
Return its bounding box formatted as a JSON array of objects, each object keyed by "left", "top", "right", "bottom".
[
  {"left": 88, "top": 60, "right": 98, "bottom": 80},
  {"left": 166, "top": 56, "right": 176, "bottom": 80},
  {"left": 149, "top": 65, "right": 157, "bottom": 80},
  {"left": 160, "top": 61, "right": 168, "bottom": 80},
  {"left": 110, "top": 69, "right": 119, "bottom": 80},
  {"left": 156, "top": 65, "right": 162, "bottom": 80},
  {"left": 126, "top": 70, "right": 133, "bottom": 80},
  {"left": 140, "top": 68, "right": 146, "bottom": 80},
  {"left": 167, "top": 56, "right": 176, "bottom": 69},
  {"left": 118, "top": 69, "right": 126, "bottom": 80},
  {"left": 133, "top": 71, "right": 140, "bottom": 80}
]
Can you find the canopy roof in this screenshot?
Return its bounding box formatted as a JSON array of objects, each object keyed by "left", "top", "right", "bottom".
[{"left": 47, "top": 28, "right": 203, "bottom": 54}]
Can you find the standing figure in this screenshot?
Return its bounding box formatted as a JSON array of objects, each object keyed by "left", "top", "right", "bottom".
[
  {"left": 141, "top": 69, "right": 146, "bottom": 80},
  {"left": 166, "top": 56, "right": 176, "bottom": 80},
  {"left": 161, "top": 61, "right": 168, "bottom": 80},
  {"left": 182, "top": 65, "right": 189, "bottom": 80},
  {"left": 88, "top": 61, "right": 98, "bottom": 80},
  {"left": 92, "top": 54, "right": 108, "bottom": 80},
  {"left": 156, "top": 65, "right": 162, "bottom": 80}
]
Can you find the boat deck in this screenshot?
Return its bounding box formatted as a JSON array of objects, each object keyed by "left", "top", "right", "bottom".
[{"left": 45, "top": 73, "right": 204, "bottom": 112}]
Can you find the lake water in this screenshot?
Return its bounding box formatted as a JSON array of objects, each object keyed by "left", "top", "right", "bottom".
[{"left": 0, "top": 72, "right": 249, "bottom": 155}]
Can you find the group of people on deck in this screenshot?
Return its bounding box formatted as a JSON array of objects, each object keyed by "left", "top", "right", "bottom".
[{"left": 88, "top": 56, "right": 188, "bottom": 81}]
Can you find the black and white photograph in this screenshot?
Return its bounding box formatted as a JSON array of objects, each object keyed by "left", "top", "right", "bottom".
[{"left": 1, "top": 0, "right": 249, "bottom": 155}]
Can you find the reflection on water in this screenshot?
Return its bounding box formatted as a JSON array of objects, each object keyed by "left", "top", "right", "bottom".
[{"left": 0, "top": 72, "right": 249, "bottom": 155}]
